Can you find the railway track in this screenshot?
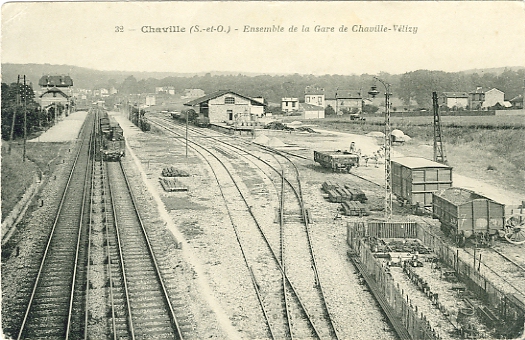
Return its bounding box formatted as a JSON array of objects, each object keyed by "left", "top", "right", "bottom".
[
  {"left": 84, "top": 110, "right": 187, "bottom": 339},
  {"left": 150, "top": 116, "right": 339, "bottom": 339},
  {"left": 16, "top": 112, "right": 95, "bottom": 340}
]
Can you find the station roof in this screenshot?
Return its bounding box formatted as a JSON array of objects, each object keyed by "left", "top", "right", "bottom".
[
  {"left": 392, "top": 157, "right": 451, "bottom": 169},
  {"left": 184, "top": 89, "right": 266, "bottom": 106}
]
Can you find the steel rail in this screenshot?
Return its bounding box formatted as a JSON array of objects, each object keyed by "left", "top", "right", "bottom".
[
  {"left": 84, "top": 115, "right": 99, "bottom": 340},
  {"left": 107, "top": 162, "right": 137, "bottom": 340},
  {"left": 117, "top": 160, "right": 184, "bottom": 339},
  {"left": 151, "top": 119, "right": 324, "bottom": 339},
  {"left": 102, "top": 160, "right": 121, "bottom": 340},
  {"left": 17, "top": 112, "right": 94, "bottom": 340},
  {"left": 156, "top": 116, "right": 340, "bottom": 339}
]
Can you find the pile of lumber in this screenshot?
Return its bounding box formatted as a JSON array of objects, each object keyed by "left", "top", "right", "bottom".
[
  {"left": 341, "top": 201, "right": 369, "bottom": 216},
  {"left": 159, "top": 178, "right": 188, "bottom": 192},
  {"left": 322, "top": 181, "right": 367, "bottom": 203},
  {"left": 162, "top": 167, "right": 190, "bottom": 177}
]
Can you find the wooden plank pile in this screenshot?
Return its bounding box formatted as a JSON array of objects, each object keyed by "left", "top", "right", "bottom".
[
  {"left": 159, "top": 178, "right": 188, "bottom": 192},
  {"left": 161, "top": 167, "right": 190, "bottom": 177},
  {"left": 341, "top": 201, "right": 369, "bottom": 216},
  {"left": 322, "top": 181, "right": 369, "bottom": 216},
  {"left": 322, "top": 181, "right": 367, "bottom": 203}
]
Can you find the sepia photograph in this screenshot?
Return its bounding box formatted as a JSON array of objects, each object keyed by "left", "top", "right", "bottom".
[{"left": 1, "top": 1, "right": 525, "bottom": 339}]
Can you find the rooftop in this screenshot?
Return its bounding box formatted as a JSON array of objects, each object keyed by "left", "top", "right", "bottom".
[
  {"left": 184, "top": 89, "right": 266, "bottom": 106},
  {"left": 392, "top": 156, "right": 451, "bottom": 169}
]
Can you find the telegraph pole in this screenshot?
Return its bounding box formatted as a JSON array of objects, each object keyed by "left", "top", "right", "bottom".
[
  {"left": 369, "top": 77, "right": 393, "bottom": 221},
  {"left": 8, "top": 76, "right": 21, "bottom": 154},
  {"left": 185, "top": 110, "right": 189, "bottom": 158},
  {"left": 23, "top": 75, "right": 27, "bottom": 162}
]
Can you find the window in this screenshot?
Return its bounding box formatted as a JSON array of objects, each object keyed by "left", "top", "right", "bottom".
[
  {"left": 227, "top": 110, "right": 233, "bottom": 120},
  {"left": 225, "top": 97, "right": 235, "bottom": 104},
  {"left": 292, "top": 102, "right": 296, "bottom": 108}
]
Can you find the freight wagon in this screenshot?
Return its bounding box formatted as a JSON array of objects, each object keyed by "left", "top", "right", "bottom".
[
  {"left": 172, "top": 109, "right": 210, "bottom": 127},
  {"left": 391, "top": 157, "right": 452, "bottom": 209},
  {"left": 433, "top": 187, "right": 506, "bottom": 246},
  {"left": 314, "top": 150, "right": 360, "bottom": 172}
]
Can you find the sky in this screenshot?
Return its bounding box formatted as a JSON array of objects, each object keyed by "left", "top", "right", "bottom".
[{"left": 2, "top": 1, "right": 525, "bottom": 76}]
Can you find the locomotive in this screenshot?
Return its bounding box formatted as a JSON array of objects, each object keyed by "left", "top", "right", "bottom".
[{"left": 98, "top": 110, "right": 126, "bottom": 161}]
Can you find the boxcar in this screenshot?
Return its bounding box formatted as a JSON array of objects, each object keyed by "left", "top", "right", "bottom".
[
  {"left": 433, "top": 187, "right": 505, "bottom": 246},
  {"left": 314, "top": 150, "right": 360, "bottom": 172},
  {"left": 391, "top": 157, "right": 452, "bottom": 209}
]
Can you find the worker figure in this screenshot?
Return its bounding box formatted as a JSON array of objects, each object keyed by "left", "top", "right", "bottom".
[
  {"left": 373, "top": 152, "right": 379, "bottom": 167},
  {"left": 349, "top": 141, "right": 357, "bottom": 153}
]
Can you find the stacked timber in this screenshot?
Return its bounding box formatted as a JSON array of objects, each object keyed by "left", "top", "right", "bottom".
[
  {"left": 159, "top": 178, "right": 188, "bottom": 192},
  {"left": 341, "top": 201, "right": 369, "bottom": 216},
  {"left": 162, "top": 167, "right": 190, "bottom": 177},
  {"left": 322, "top": 181, "right": 367, "bottom": 203}
]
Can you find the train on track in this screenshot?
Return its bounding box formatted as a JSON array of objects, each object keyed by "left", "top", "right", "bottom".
[
  {"left": 171, "top": 109, "right": 210, "bottom": 127},
  {"left": 99, "top": 110, "right": 126, "bottom": 161}
]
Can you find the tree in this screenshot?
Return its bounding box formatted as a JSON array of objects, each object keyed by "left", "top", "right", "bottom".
[
  {"left": 363, "top": 104, "right": 379, "bottom": 114},
  {"left": 325, "top": 105, "right": 336, "bottom": 116}
]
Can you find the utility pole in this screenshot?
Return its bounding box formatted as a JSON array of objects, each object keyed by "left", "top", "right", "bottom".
[
  {"left": 433, "top": 92, "right": 447, "bottom": 164},
  {"left": 369, "top": 77, "right": 392, "bottom": 221},
  {"left": 8, "top": 75, "right": 21, "bottom": 154},
  {"left": 185, "top": 110, "right": 189, "bottom": 158},
  {"left": 23, "top": 75, "right": 27, "bottom": 162}
]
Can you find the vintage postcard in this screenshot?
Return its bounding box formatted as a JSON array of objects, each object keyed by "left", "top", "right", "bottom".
[{"left": 2, "top": 2, "right": 525, "bottom": 340}]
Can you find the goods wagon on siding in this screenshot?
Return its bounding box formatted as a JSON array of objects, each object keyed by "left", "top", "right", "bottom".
[
  {"left": 314, "top": 150, "right": 360, "bottom": 172},
  {"left": 391, "top": 157, "right": 452, "bottom": 209},
  {"left": 433, "top": 187, "right": 505, "bottom": 246}
]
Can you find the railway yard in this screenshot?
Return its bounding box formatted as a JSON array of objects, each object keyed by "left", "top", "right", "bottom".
[{"left": 2, "top": 109, "right": 525, "bottom": 340}]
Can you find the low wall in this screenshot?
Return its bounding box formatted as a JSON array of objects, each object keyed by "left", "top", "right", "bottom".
[
  {"left": 348, "top": 220, "right": 525, "bottom": 336},
  {"left": 495, "top": 109, "right": 525, "bottom": 116},
  {"left": 1, "top": 175, "right": 42, "bottom": 244},
  {"left": 347, "top": 224, "right": 440, "bottom": 340}
]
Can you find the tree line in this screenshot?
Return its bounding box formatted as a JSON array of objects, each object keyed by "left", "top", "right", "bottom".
[
  {"left": 105, "top": 68, "right": 525, "bottom": 107},
  {"left": 1, "top": 82, "right": 63, "bottom": 141}
]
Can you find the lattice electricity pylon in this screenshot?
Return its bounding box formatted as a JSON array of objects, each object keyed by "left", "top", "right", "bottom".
[
  {"left": 369, "top": 78, "right": 393, "bottom": 220},
  {"left": 432, "top": 92, "right": 447, "bottom": 164}
]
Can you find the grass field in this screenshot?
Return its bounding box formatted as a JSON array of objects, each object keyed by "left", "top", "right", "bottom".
[
  {"left": 1, "top": 141, "right": 67, "bottom": 220},
  {"left": 282, "top": 114, "right": 525, "bottom": 196}
]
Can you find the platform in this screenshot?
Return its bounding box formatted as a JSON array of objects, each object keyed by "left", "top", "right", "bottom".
[{"left": 28, "top": 110, "right": 88, "bottom": 142}]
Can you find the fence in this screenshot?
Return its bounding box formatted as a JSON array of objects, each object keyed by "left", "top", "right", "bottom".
[
  {"left": 348, "top": 222, "right": 440, "bottom": 340},
  {"left": 348, "top": 220, "right": 525, "bottom": 338},
  {"left": 416, "top": 226, "right": 525, "bottom": 334}
]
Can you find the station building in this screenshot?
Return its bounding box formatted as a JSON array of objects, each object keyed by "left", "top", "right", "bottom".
[{"left": 184, "top": 90, "right": 266, "bottom": 124}]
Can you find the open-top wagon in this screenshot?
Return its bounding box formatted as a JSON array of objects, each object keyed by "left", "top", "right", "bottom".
[{"left": 433, "top": 187, "right": 525, "bottom": 246}]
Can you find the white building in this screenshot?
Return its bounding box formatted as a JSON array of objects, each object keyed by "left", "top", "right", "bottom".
[
  {"left": 301, "top": 103, "right": 324, "bottom": 119},
  {"left": 282, "top": 97, "right": 299, "bottom": 112},
  {"left": 483, "top": 88, "right": 505, "bottom": 108},
  {"left": 184, "top": 90, "right": 266, "bottom": 124},
  {"left": 145, "top": 95, "right": 156, "bottom": 106},
  {"left": 305, "top": 93, "right": 325, "bottom": 108}
]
